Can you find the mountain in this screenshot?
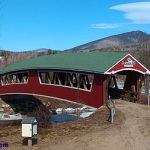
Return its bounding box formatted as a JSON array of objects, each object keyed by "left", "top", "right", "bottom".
[
  {"left": 0, "top": 30, "right": 150, "bottom": 70},
  {"left": 67, "top": 31, "right": 150, "bottom": 52}
]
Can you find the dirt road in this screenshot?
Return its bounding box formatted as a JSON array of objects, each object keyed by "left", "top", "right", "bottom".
[{"left": 0, "top": 100, "right": 150, "bottom": 150}]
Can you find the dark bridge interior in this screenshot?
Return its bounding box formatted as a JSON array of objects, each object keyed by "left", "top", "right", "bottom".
[{"left": 108, "top": 70, "right": 144, "bottom": 102}]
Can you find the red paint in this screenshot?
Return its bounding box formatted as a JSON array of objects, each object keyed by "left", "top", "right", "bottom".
[
  {"left": 106, "top": 54, "right": 148, "bottom": 74},
  {"left": 0, "top": 54, "right": 149, "bottom": 108},
  {"left": 0, "top": 70, "right": 104, "bottom": 108}
]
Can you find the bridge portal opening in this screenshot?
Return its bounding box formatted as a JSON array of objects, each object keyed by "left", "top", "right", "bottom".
[{"left": 107, "top": 70, "right": 144, "bottom": 102}]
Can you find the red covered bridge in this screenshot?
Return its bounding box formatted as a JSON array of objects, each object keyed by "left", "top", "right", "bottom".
[{"left": 0, "top": 52, "right": 149, "bottom": 108}]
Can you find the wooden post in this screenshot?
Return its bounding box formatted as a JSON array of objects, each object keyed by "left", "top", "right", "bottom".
[
  {"left": 136, "top": 76, "right": 143, "bottom": 103},
  {"left": 103, "top": 77, "right": 107, "bottom": 104},
  {"left": 112, "top": 75, "right": 118, "bottom": 89},
  {"left": 145, "top": 76, "right": 149, "bottom": 95},
  {"left": 103, "top": 75, "right": 110, "bottom": 104},
  {"left": 28, "top": 137, "right": 32, "bottom": 150},
  {"left": 148, "top": 94, "right": 150, "bottom": 106},
  {"left": 111, "top": 108, "right": 114, "bottom": 123}
]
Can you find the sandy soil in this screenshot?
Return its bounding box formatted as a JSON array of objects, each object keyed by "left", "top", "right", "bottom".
[{"left": 0, "top": 100, "right": 150, "bottom": 150}]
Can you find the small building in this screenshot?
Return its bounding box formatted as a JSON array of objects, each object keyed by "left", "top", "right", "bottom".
[
  {"left": 22, "top": 117, "right": 37, "bottom": 137},
  {"left": 0, "top": 52, "right": 149, "bottom": 108}
]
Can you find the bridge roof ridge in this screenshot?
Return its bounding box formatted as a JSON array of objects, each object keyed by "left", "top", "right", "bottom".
[{"left": 0, "top": 51, "right": 130, "bottom": 74}]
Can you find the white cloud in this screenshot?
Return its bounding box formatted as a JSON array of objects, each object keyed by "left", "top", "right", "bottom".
[
  {"left": 91, "top": 23, "right": 120, "bottom": 29},
  {"left": 91, "top": 2, "right": 150, "bottom": 29},
  {"left": 111, "top": 2, "right": 150, "bottom": 24}
]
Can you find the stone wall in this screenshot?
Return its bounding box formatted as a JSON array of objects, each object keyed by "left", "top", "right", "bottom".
[
  {"left": 0, "top": 95, "right": 44, "bottom": 114},
  {"left": 0, "top": 98, "right": 14, "bottom": 114}
]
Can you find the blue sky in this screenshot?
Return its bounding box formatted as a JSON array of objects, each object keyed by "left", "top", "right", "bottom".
[{"left": 0, "top": 0, "right": 150, "bottom": 51}]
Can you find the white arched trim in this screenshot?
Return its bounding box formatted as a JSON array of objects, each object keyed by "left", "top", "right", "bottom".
[
  {"left": 105, "top": 68, "right": 146, "bottom": 75},
  {"left": 105, "top": 53, "right": 150, "bottom": 75},
  {"left": 0, "top": 92, "right": 97, "bottom": 109}
]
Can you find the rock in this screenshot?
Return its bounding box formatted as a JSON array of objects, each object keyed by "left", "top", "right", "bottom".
[
  {"left": 9, "top": 108, "right": 13, "bottom": 111},
  {"left": 0, "top": 108, "right": 4, "bottom": 112},
  {"left": 2, "top": 104, "right": 10, "bottom": 108}
]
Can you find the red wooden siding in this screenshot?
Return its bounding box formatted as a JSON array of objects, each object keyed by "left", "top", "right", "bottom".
[
  {"left": 106, "top": 54, "right": 148, "bottom": 74},
  {"left": 0, "top": 70, "right": 104, "bottom": 108}
]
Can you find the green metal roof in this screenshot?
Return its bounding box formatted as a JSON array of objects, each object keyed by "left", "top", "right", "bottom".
[{"left": 0, "top": 51, "right": 128, "bottom": 74}]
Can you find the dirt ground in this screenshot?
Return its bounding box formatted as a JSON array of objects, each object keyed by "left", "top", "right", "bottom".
[{"left": 0, "top": 100, "right": 150, "bottom": 150}]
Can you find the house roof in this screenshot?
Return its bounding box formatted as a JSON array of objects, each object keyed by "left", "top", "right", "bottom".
[
  {"left": 0, "top": 52, "right": 130, "bottom": 74},
  {"left": 22, "top": 117, "right": 37, "bottom": 124}
]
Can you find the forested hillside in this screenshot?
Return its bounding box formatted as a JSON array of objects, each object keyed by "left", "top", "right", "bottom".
[
  {"left": 91, "top": 42, "right": 150, "bottom": 69},
  {"left": 0, "top": 49, "right": 57, "bottom": 69},
  {"left": 67, "top": 31, "right": 150, "bottom": 52}
]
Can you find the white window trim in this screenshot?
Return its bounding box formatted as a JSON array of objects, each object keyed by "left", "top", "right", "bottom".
[
  {"left": 1, "top": 71, "right": 29, "bottom": 86},
  {"left": 38, "top": 71, "right": 94, "bottom": 92}
]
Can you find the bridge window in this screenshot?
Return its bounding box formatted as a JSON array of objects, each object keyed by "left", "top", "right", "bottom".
[
  {"left": 1, "top": 72, "right": 29, "bottom": 86},
  {"left": 38, "top": 71, "right": 94, "bottom": 91}
]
